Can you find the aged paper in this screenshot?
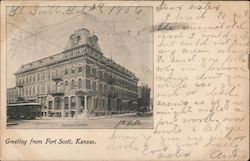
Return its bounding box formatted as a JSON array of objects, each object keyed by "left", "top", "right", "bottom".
[{"left": 0, "top": 0, "right": 249, "bottom": 161}]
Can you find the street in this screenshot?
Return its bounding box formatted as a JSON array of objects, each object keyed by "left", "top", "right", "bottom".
[{"left": 7, "top": 112, "right": 153, "bottom": 129}]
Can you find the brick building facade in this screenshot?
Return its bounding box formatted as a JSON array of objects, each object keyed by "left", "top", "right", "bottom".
[{"left": 11, "top": 28, "right": 139, "bottom": 118}]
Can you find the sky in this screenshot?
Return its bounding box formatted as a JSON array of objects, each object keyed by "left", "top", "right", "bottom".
[{"left": 6, "top": 6, "right": 153, "bottom": 89}]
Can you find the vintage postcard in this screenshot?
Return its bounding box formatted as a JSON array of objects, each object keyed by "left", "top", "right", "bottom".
[
  {"left": 5, "top": 5, "right": 153, "bottom": 129},
  {"left": 0, "top": 0, "right": 249, "bottom": 161}
]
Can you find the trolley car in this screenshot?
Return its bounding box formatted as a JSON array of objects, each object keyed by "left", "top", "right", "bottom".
[{"left": 7, "top": 102, "right": 42, "bottom": 120}]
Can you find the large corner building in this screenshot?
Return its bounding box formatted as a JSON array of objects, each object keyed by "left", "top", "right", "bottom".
[{"left": 11, "top": 28, "right": 139, "bottom": 118}]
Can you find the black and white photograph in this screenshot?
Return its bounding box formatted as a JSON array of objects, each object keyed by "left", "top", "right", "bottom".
[
  {"left": 1, "top": 1, "right": 249, "bottom": 161},
  {"left": 6, "top": 6, "right": 153, "bottom": 129}
]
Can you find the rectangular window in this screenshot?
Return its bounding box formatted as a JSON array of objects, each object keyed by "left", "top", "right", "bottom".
[
  {"left": 71, "top": 96, "right": 76, "bottom": 109},
  {"left": 54, "top": 97, "right": 62, "bottom": 110}
]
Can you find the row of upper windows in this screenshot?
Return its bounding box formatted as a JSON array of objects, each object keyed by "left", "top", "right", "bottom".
[
  {"left": 17, "top": 79, "right": 137, "bottom": 97},
  {"left": 86, "top": 66, "right": 137, "bottom": 88},
  {"left": 62, "top": 79, "right": 136, "bottom": 95},
  {"left": 17, "top": 65, "right": 85, "bottom": 85},
  {"left": 17, "top": 64, "right": 137, "bottom": 88},
  {"left": 17, "top": 78, "right": 135, "bottom": 91}
]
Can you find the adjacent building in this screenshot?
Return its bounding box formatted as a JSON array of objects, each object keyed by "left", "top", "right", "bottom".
[
  {"left": 10, "top": 28, "right": 139, "bottom": 118},
  {"left": 137, "top": 85, "right": 151, "bottom": 111},
  {"left": 7, "top": 87, "right": 17, "bottom": 104}
]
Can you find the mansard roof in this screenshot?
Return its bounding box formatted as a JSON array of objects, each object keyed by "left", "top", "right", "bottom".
[
  {"left": 64, "top": 28, "right": 101, "bottom": 52},
  {"left": 16, "top": 52, "right": 65, "bottom": 74}
]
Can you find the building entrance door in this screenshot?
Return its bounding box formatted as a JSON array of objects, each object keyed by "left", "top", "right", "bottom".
[
  {"left": 117, "top": 98, "right": 122, "bottom": 112},
  {"left": 48, "top": 100, "right": 53, "bottom": 110},
  {"left": 79, "top": 96, "right": 85, "bottom": 114}
]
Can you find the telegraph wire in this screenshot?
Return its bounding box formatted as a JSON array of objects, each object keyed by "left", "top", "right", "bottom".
[{"left": 7, "top": 21, "right": 64, "bottom": 50}]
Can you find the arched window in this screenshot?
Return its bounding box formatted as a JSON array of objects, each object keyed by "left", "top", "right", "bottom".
[
  {"left": 37, "top": 85, "right": 40, "bottom": 94},
  {"left": 71, "top": 66, "right": 75, "bottom": 74},
  {"left": 99, "top": 71, "right": 103, "bottom": 80},
  {"left": 99, "top": 98, "right": 102, "bottom": 109},
  {"left": 55, "top": 69, "right": 59, "bottom": 76},
  {"left": 48, "top": 71, "right": 51, "bottom": 79},
  {"left": 64, "top": 81, "right": 68, "bottom": 91},
  {"left": 29, "top": 87, "right": 31, "bottom": 95},
  {"left": 42, "top": 85, "right": 45, "bottom": 94},
  {"left": 59, "top": 69, "right": 63, "bottom": 76},
  {"left": 86, "top": 65, "right": 90, "bottom": 77},
  {"left": 90, "top": 66, "right": 93, "bottom": 75},
  {"left": 47, "top": 83, "right": 51, "bottom": 93},
  {"left": 93, "top": 68, "right": 97, "bottom": 76},
  {"left": 92, "top": 81, "right": 96, "bottom": 92},
  {"left": 103, "top": 99, "right": 106, "bottom": 109},
  {"left": 37, "top": 74, "right": 40, "bottom": 81},
  {"left": 41, "top": 73, "right": 44, "bottom": 80},
  {"left": 71, "top": 79, "right": 75, "bottom": 89},
  {"left": 78, "top": 78, "right": 82, "bottom": 88},
  {"left": 33, "top": 86, "right": 35, "bottom": 95},
  {"left": 99, "top": 83, "right": 102, "bottom": 96},
  {"left": 65, "top": 68, "right": 68, "bottom": 75},
  {"left": 78, "top": 65, "right": 82, "bottom": 72}
]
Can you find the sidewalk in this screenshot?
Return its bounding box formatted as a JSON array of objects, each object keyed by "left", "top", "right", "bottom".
[
  {"left": 88, "top": 112, "right": 137, "bottom": 120},
  {"left": 38, "top": 112, "right": 138, "bottom": 121}
]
